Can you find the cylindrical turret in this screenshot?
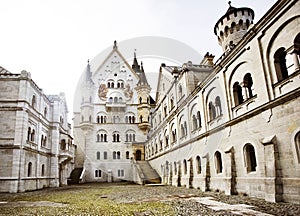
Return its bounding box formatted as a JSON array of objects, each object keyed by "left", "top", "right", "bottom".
[{"left": 214, "top": 1, "right": 254, "bottom": 52}]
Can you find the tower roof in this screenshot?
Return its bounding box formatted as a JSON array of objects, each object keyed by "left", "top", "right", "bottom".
[
  {"left": 214, "top": 1, "right": 254, "bottom": 35},
  {"left": 84, "top": 59, "right": 94, "bottom": 85}
]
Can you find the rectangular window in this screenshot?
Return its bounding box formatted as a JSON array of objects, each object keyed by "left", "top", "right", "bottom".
[
  {"left": 95, "top": 170, "right": 102, "bottom": 178},
  {"left": 117, "top": 169, "right": 124, "bottom": 177}
]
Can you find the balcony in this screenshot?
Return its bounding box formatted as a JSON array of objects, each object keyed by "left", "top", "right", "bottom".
[{"left": 59, "top": 149, "right": 73, "bottom": 163}]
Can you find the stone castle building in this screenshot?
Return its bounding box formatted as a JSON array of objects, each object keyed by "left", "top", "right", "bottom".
[
  {"left": 74, "top": 0, "right": 300, "bottom": 204},
  {"left": 0, "top": 68, "right": 75, "bottom": 192},
  {"left": 73, "top": 42, "right": 154, "bottom": 183}
]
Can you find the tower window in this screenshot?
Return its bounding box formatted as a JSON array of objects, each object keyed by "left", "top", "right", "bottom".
[
  {"left": 233, "top": 82, "right": 243, "bottom": 106},
  {"left": 28, "top": 162, "right": 32, "bottom": 177}
]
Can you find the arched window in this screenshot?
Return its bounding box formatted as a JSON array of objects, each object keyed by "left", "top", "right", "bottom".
[
  {"left": 215, "top": 151, "right": 223, "bottom": 174},
  {"left": 274, "top": 47, "right": 288, "bottom": 82},
  {"left": 31, "top": 129, "right": 35, "bottom": 142},
  {"left": 184, "top": 121, "right": 187, "bottom": 136},
  {"left": 196, "top": 156, "right": 201, "bottom": 174},
  {"left": 244, "top": 144, "right": 257, "bottom": 172},
  {"left": 139, "top": 97, "right": 142, "bottom": 104},
  {"left": 104, "top": 151, "right": 108, "bottom": 160},
  {"left": 97, "top": 116, "right": 100, "bottom": 123},
  {"left": 126, "top": 151, "right": 130, "bottom": 159},
  {"left": 96, "top": 151, "right": 100, "bottom": 160},
  {"left": 41, "top": 164, "right": 45, "bottom": 176},
  {"left": 113, "top": 151, "right": 116, "bottom": 159},
  {"left": 111, "top": 82, "right": 114, "bottom": 88},
  {"left": 208, "top": 102, "right": 216, "bottom": 121},
  {"left": 28, "top": 162, "right": 32, "bottom": 177},
  {"left": 140, "top": 115, "right": 143, "bottom": 123},
  {"left": 215, "top": 96, "right": 222, "bottom": 116},
  {"left": 172, "top": 129, "right": 177, "bottom": 143},
  {"left": 117, "top": 151, "right": 121, "bottom": 159},
  {"left": 183, "top": 159, "right": 187, "bottom": 175},
  {"left": 243, "top": 73, "right": 253, "bottom": 98},
  {"left": 295, "top": 132, "right": 300, "bottom": 163},
  {"left": 170, "top": 98, "right": 174, "bottom": 108},
  {"left": 233, "top": 82, "right": 243, "bottom": 106}
]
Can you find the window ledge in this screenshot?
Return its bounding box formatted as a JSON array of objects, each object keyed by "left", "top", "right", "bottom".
[
  {"left": 232, "top": 94, "right": 257, "bottom": 111},
  {"left": 208, "top": 114, "right": 223, "bottom": 125},
  {"left": 273, "top": 69, "right": 300, "bottom": 88}
]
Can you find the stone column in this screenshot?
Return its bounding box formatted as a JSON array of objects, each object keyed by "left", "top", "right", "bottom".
[
  {"left": 224, "top": 147, "right": 237, "bottom": 195},
  {"left": 261, "top": 135, "right": 283, "bottom": 202}
]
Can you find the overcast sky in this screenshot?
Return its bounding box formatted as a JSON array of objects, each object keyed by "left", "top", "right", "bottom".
[{"left": 0, "top": 0, "right": 276, "bottom": 119}]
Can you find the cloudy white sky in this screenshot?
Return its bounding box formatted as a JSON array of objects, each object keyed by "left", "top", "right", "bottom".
[{"left": 0, "top": 0, "right": 276, "bottom": 118}]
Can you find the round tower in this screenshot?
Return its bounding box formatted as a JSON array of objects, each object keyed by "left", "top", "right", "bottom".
[{"left": 214, "top": 1, "right": 254, "bottom": 52}]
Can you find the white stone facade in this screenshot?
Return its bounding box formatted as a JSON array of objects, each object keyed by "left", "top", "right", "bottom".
[
  {"left": 73, "top": 44, "right": 151, "bottom": 183},
  {"left": 0, "top": 68, "right": 75, "bottom": 192},
  {"left": 145, "top": 1, "right": 300, "bottom": 204}
]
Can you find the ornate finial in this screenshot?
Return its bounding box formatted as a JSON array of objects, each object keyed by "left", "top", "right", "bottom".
[
  {"left": 113, "top": 40, "right": 117, "bottom": 49},
  {"left": 228, "top": 1, "right": 231, "bottom": 7}
]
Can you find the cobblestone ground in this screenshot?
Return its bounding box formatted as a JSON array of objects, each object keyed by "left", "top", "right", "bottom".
[
  {"left": 107, "top": 184, "right": 300, "bottom": 216},
  {"left": 0, "top": 183, "right": 299, "bottom": 215}
]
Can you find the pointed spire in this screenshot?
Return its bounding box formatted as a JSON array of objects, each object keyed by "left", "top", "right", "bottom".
[
  {"left": 85, "top": 59, "right": 94, "bottom": 84},
  {"left": 113, "top": 40, "right": 118, "bottom": 49},
  {"left": 132, "top": 49, "right": 140, "bottom": 70},
  {"left": 137, "top": 61, "right": 149, "bottom": 86}
]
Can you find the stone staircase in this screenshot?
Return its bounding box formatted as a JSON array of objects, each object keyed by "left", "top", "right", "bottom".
[
  {"left": 136, "top": 161, "right": 161, "bottom": 184},
  {"left": 67, "top": 167, "right": 84, "bottom": 185}
]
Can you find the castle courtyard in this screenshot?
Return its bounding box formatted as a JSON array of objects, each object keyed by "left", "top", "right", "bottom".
[{"left": 0, "top": 183, "right": 299, "bottom": 215}]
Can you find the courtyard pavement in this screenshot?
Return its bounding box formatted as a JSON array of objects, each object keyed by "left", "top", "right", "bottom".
[{"left": 0, "top": 183, "right": 299, "bottom": 215}]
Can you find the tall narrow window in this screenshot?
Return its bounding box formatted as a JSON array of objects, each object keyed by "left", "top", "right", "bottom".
[
  {"left": 27, "top": 127, "right": 31, "bottom": 141},
  {"left": 31, "top": 95, "right": 36, "bottom": 107},
  {"left": 208, "top": 102, "right": 216, "bottom": 121},
  {"left": 28, "top": 162, "right": 32, "bottom": 177},
  {"left": 274, "top": 47, "right": 288, "bottom": 82},
  {"left": 183, "top": 159, "right": 187, "bottom": 175},
  {"left": 215, "top": 151, "right": 223, "bottom": 174},
  {"left": 126, "top": 151, "right": 130, "bottom": 159},
  {"left": 117, "top": 151, "right": 121, "bottom": 159},
  {"left": 233, "top": 82, "right": 243, "bottom": 106},
  {"left": 41, "top": 164, "right": 45, "bottom": 176},
  {"left": 197, "top": 111, "right": 201, "bottom": 128},
  {"left": 196, "top": 156, "right": 201, "bottom": 174},
  {"left": 295, "top": 132, "right": 300, "bottom": 163},
  {"left": 96, "top": 151, "right": 100, "bottom": 160},
  {"left": 104, "top": 151, "right": 108, "bottom": 160},
  {"left": 244, "top": 144, "right": 257, "bottom": 172},
  {"left": 215, "top": 96, "right": 222, "bottom": 116},
  {"left": 192, "top": 115, "right": 197, "bottom": 130},
  {"left": 243, "top": 73, "right": 253, "bottom": 98},
  {"left": 113, "top": 151, "right": 116, "bottom": 159}
]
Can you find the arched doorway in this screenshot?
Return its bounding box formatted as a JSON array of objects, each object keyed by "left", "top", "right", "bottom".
[{"left": 135, "top": 150, "right": 141, "bottom": 161}]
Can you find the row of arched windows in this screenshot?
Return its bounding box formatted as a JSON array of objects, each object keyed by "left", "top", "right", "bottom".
[
  {"left": 27, "top": 127, "right": 35, "bottom": 142},
  {"left": 233, "top": 73, "right": 254, "bottom": 106},
  {"left": 27, "top": 162, "right": 45, "bottom": 177},
  {"left": 96, "top": 132, "right": 136, "bottom": 143},
  {"left": 165, "top": 144, "right": 257, "bottom": 178},
  {"left": 96, "top": 151, "right": 130, "bottom": 160},
  {"left": 274, "top": 33, "right": 300, "bottom": 82},
  {"left": 208, "top": 96, "right": 222, "bottom": 121},
  {"left": 96, "top": 115, "right": 136, "bottom": 124},
  {"left": 107, "top": 80, "right": 124, "bottom": 89}
]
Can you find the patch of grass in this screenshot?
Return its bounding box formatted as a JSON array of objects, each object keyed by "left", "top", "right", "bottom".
[{"left": 0, "top": 184, "right": 175, "bottom": 215}]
